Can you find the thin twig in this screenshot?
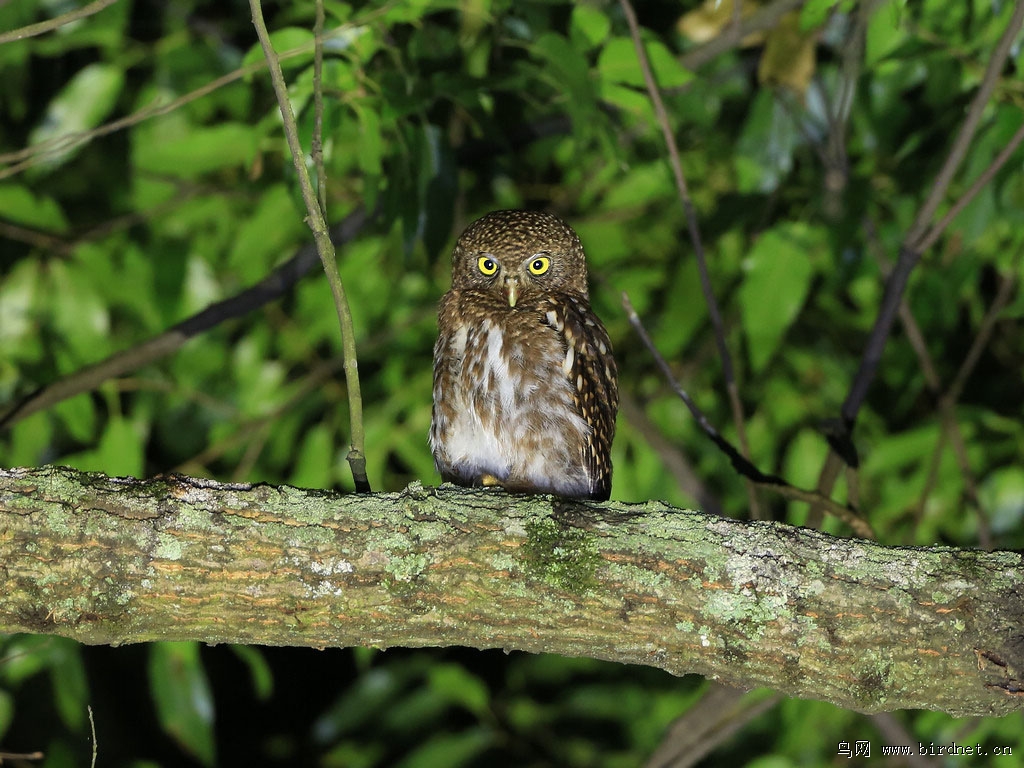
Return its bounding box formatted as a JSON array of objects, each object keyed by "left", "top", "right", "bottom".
[
  {"left": 0, "top": 29, "right": 356, "bottom": 181},
  {"left": 838, "top": 1, "right": 1024, "bottom": 429},
  {"left": 88, "top": 705, "right": 98, "bottom": 768},
  {"left": 624, "top": 293, "right": 874, "bottom": 539},
  {"left": 945, "top": 251, "right": 1021, "bottom": 403},
  {"left": 619, "top": 0, "right": 761, "bottom": 519},
  {"left": 312, "top": 0, "right": 329, "bottom": 215},
  {"left": 906, "top": 1, "right": 1024, "bottom": 250},
  {"left": 0, "top": 0, "right": 119, "bottom": 45},
  {"left": 248, "top": 0, "right": 370, "bottom": 491},
  {"left": 0, "top": 750, "right": 45, "bottom": 761},
  {"left": 917, "top": 121, "right": 1024, "bottom": 255}
]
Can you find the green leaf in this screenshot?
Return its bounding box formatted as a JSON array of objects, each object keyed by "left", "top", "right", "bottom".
[
  {"left": 148, "top": 642, "right": 216, "bottom": 767},
  {"left": 393, "top": 729, "right": 494, "bottom": 768},
  {"left": 229, "top": 645, "right": 274, "bottom": 701},
  {"left": 67, "top": 415, "right": 144, "bottom": 477},
  {"left": 427, "top": 664, "right": 491, "bottom": 718},
  {"left": 289, "top": 423, "right": 334, "bottom": 489},
  {"left": 863, "top": 423, "right": 942, "bottom": 474},
  {"left": 312, "top": 667, "right": 403, "bottom": 743},
  {"left": 52, "top": 394, "right": 95, "bottom": 445},
  {"left": 133, "top": 122, "right": 258, "bottom": 179},
  {"left": 597, "top": 36, "right": 692, "bottom": 89},
  {"left": 534, "top": 32, "right": 593, "bottom": 101},
  {"left": 50, "top": 642, "right": 89, "bottom": 731},
  {"left": 0, "top": 635, "right": 59, "bottom": 685},
  {"left": 865, "top": 0, "right": 908, "bottom": 66},
  {"left": 242, "top": 27, "right": 315, "bottom": 69},
  {"left": 799, "top": 0, "right": 856, "bottom": 30},
  {"left": 354, "top": 103, "right": 383, "bottom": 177},
  {"left": 738, "top": 225, "right": 820, "bottom": 372},
  {"left": 651, "top": 259, "right": 705, "bottom": 358},
  {"left": 0, "top": 184, "right": 69, "bottom": 232},
  {"left": 570, "top": 5, "right": 611, "bottom": 49},
  {"left": 48, "top": 259, "right": 111, "bottom": 366},
  {"left": 782, "top": 428, "right": 830, "bottom": 492},
  {"left": 228, "top": 184, "right": 304, "bottom": 273},
  {"left": 5, "top": 412, "right": 54, "bottom": 468},
  {"left": 28, "top": 63, "right": 124, "bottom": 172},
  {"left": 0, "top": 689, "right": 13, "bottom": 741},
  {"left": 0, "top": 258, "right": 41, "bottom": 350},
  {"left": 981, "top": 466, "right": 1024, "bottom": 535},
  {"left": 735, "top": 90, "right": 799, "bottom": 193}
]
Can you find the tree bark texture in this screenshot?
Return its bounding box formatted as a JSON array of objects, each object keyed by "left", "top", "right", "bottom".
[{"left": 1, "top": 465, "right": 1022, "bottom": 717}]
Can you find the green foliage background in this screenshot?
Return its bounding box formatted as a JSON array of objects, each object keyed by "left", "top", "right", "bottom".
[{"left": 1, "top": 0, "right": 1023, "bottom": 765}]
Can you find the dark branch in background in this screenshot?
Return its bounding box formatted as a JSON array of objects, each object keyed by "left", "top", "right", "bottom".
[
  {"left": 622, "top": 293, "right": 875, "bottom": 539},
  {"left": 0, "top": 209, "right": 369, "bottom": 432},
  {"left": 867, "top": 225, "right": 1022, "bottom": 550},
  {"left": 644, "top": 686, "right": 781, "bottom": 768},
  {"left": 838, "top": 0, "right": 1024, "bottom": 434},
  {"left": 618, "top": 0, "right": 761, "bottom": 520},
  {"left": 806, "top": 1, "right": 1024, "bottom": 525}
]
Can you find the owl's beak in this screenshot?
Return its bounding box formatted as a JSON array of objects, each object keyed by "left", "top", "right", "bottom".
[{"left": 504, "top": 277, "right": 519, "bottom": 308}]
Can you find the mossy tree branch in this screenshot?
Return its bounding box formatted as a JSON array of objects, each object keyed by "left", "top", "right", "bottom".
[{"left": 1, "top": 465, "right": 1022, "bottom": 717}]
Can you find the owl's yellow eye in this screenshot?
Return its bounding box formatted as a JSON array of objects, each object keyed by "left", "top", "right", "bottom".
[
  {"left": 528, "top": 256, "right": 550, "bottom": 275},
  {"left": 478, "top": 256, "right": 498, "bottom": 276}
]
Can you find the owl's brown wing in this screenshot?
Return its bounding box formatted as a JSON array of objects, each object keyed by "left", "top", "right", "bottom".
[{"left": 541, "top": 294, "right": 619, "bottom": 500}]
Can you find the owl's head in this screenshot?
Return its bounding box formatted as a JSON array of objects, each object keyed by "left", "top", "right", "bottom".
[{"left": 450, "top": 210, "right": 589, "bottom": 306}]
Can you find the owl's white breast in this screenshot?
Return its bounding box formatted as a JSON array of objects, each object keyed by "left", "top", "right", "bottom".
[{"left": 431, "top": 313, "right": 593, "bottom": 495}]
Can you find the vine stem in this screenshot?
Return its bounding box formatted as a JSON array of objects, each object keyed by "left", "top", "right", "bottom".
[{"left": 248, "top": 0, "right": 370, "bottom": 491}]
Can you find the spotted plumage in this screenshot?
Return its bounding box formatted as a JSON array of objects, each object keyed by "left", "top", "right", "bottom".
[{"left": 429, "top": 210, "right": 618, "bottom": 500}]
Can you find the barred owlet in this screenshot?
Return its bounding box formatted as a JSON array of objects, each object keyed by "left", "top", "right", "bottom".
[{"left": 430, "top": 210, "right": 618, "bottom": 500}]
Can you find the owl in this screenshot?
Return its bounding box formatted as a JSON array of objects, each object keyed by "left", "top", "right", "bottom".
[{"left": 430, "top": 210, "right": 618, "bottom": 501}]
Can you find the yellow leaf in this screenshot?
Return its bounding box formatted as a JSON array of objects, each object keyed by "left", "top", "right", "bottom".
[
  {"left": 757, "top": 10, "right": 818, "bottom": 96},
  {"left": 678, "top": 0, "right": 765, "bottom": 46}
]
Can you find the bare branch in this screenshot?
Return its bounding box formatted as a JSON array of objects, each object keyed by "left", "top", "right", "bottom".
[
  {"left": 0, "top": 0, "right": 119, "bottom": 45},
  {"left": 623, "top": 294, "right": 874, "bottom": 538}
]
